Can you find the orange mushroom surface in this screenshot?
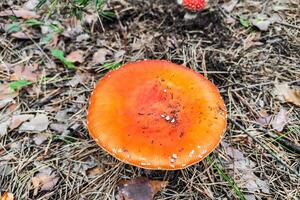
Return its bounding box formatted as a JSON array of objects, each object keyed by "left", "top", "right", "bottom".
[{"left": 87, "top": 60, "right": 226, "bottom": 170}]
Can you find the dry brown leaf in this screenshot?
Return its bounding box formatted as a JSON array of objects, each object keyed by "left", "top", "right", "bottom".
[
  {"left": 243, "top": 32, "right": 262, "bottom": 50},
  {"left": 256, "top": 115, "right": 272, "bottom": 126},
  {"left": 32, "top": 169, "right": 59, "bottom": 196},
  {"left": 0, "top": 84, "right": 18, "bottom": 100},
  {"left": 66, "top": 50, "right": 85, "bottom": 63},
  {"left": 19, "top": 114, "right": 49, "bottom": 132},
  {"left": 273, "top": 83, "right": 300, "bottom": 107},
  {"left": 0, "top": 192, "right": 14, "bottom": 200},
  {"left": 0, "top": 8, "right": 40, "bottom": 19},
  {"left": 271, "top": 108, "right": 288, "bottom": 132},
  {"left": 9, "top": 114, "right": 34, "bottom": 130},
  {"left": 10, "top": 31, "right": 40, "bottom": 40},
  {"left": 33, "top": 133, "right": 49, "bottom": 145},
  {"left": 222, "top": 0, "right": 238, "bottom": 12},
  {"left": 62, "top": 17, "right": 83, "bottom": 37},
  {"left": 0, "top": 120, "right": 10, "bottom": 137},
  {"left": 86, "top": 166, "right": 104, "bottom": 177},
  {"left": 117, "top": 177, "right": 168, "bottom": 200},
  {"left": 44, "top": 34, "right": 59, "bottom": 48},
  {"left": 11, "top": 65, "right": 41, "bottom": 82},
  {"left": 68, "top": 71, "right": 91, "bottom": 87},
  {"left": 92, "top": 48, "right": 111, "bottom": 65},
  {"left": 223, "top": 142, "right": 270, "bottom": 194}
]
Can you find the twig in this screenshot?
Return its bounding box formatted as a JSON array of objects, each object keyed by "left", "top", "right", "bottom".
[
  {"left": 263, "top": 129, "right": 300, "bottom": 155},
  {"left": 231, "top": 119, "right": 300, "bottom": 178},
  {"left": 276, "top": 21, "right": 300, "bottom": 30}
]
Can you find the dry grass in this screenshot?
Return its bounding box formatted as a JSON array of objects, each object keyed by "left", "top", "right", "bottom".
[{"left": 0, "top": 0, "right": 300, "bottom": 199}]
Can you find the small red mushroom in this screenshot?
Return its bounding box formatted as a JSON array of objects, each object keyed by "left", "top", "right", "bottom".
[
  {"left": 177, "top": 0, "right": 206, "bottom": 20},
  {"left": 87, "top": 60, "right": 226, "bottom": 170},
  {"left": 178, "top": 0, "right": 205, "bottom": 12}
]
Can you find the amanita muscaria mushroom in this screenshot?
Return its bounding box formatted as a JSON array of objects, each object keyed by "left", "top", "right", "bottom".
[
  {"left": 177, "top": 0, "right": 206, "bottom": 20},
  {"left": 87, "top": 60, "right": 226, "bottom": 170},
  {"left": 178, "top": 0, "right": 205, "bottom": 12}
]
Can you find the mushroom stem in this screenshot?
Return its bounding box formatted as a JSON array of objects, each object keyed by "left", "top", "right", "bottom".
[
  {"left": 184, "top": 12, "right": 198, "bottom": 20},
  {"left": 177, "top": 0, "right": 183, "bottom": 5}
]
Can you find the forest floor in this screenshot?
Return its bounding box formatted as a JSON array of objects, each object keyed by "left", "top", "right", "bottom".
[{"left": 0, "top": 0, "right": 300, "bottom": 199}]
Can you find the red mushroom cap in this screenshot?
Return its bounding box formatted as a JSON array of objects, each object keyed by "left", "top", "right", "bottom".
[
  {"left": 87, "top": 60, "right": 226, "bottom": 170},
  {"left": 182, "top": 0, "right": 205, "bottom": 12}
]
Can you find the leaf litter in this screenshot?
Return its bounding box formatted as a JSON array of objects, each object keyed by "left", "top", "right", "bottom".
[
  {"left": 32, "top": 167, "right": 59, "bottom": 196},
  {"left": 19, "top": 114, "right": 49, "bottom": 132},
  {"left": 273, "top": 82, "right": 300, "bottom": 107},
  {"left": 117, "top": 177, "right": 168, "bottom": 200},
  {"left": 222, "top": 142, "right": 270, "bottom": 196}
]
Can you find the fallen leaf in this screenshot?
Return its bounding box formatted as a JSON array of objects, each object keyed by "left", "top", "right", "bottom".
[
  {"left": 62, "top": 17, "right": 83, "bottom": 37},
  {"left": 251, "top": 14, "right": 273, "bottom": 31},
  {"left": 221, "top": 0, "right": 238, "bottom": 12},
  {"left": 23, "top": 0, "right": 39, "bottom": 10},
  {"left": 19, "top": 114, "right": 49, "bottom": 132},
  {"left": 9, "top": 114, "right": 34, "bottom": 130},
  {"left": 271, "top": 108, "right": 288, "bottom": 132},
  {"left": 32, "top": 167, "right": 59, "bottom": 196},
  {"left": 0, "top": 8, "right": 40, "bottom": 19},
  {"left": 11, "top": 65, "right": 41, "bottom": 82},
  {"left": 66, "top": 50, "right": 84, "bottom": 63},
  {"left": 0, "top": 84, "right": 18, "bottom": 100},
  {"left": 243, "top": 33, "right": 263, "bottom": 50},
  {"left": 86, "top": 166, "right": 104, "bottom": 177},
  {"left": 117, "top": 177, "right": 168, "bottom": 200},
  {"left": 49, "top": 123, "right": 68, "bottom": 133},
  {"left": 92, "top": 48, "right": 111, "bottom": 65},
  {"left": 256, "top": 115, "right": 272, "bottom": 126},
  {"left": 223, "top": 142, "right": 270, "bottom": 194},
  {"left": 273, "top": 83, "right": 300, "bottom": 107},
  {"left": 0, "top": 98, "right": 15, "bottom": 109},
  {"left": 0, "top": 192, "right": 14, "bottom": 200},
  {"left": 68, "top": 71, "right": 91, "bottom": 87},
  {"left": 76, "top": 34, "right": 90, "bottom": 42},
  {"left": 0, "top": 120, "right": 10, "bottom": 137},
  {"left": 33, "top": 133, "right": 48, "bottom": 145},
  {"left": 10, "top": 31, "right": 40, "bottom": 40},
  {"left": 252, "top": 19, "right": 271, "bottom": 31},
  {"left": 55, "top": 110, "right": 68, "bottom": 121}
]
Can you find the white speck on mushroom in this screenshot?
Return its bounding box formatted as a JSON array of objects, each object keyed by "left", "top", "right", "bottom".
[
  {"left": 165, "top": 115, "right": 170, "bottom": 121},
  {"left": 163, "top": 89, "right": 167, "bottom": 93},
  {"left": 161, "top": 114, "right": 165, "bottom": 118},
  {"left": 181, "top": 163, "right": 186, "bottom": 167},
  {"left": 112, "top": 149, "right": 117, "bottom": 153},
  {"left": 170, "top": 158, "right": 176, "bottom": 163},
  {"left": 95, "top": 138, "right": 99, "bottom": 142},
  {"left": 171, "top": 118, "right": 176, "bottom": 123},
  {"left": 189, "top": 150, "right": 195, "bottom": 157},
  {"left": 197, "top": 145, "right": 201, "bottom": 149},
  {"left": 141, "top": 162, "right": 147, "bottom": 166},
  {"left": 108, "top": 75, "right": 111, "bottom": 78},
  {"left": 201, "top": 149, "right": 207, "bottom": 154},
  {"left": 170, "top": 164, "right": 175, "bottom": 168},
  {"left": 172, "top": 153, "right": 177, "bottom": 158},
  {"left": 118, "top": 149, "right": 122, "bottom": 153},
  {"left": 198, "top": 155, "right": 203, "bottom": 158}
]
